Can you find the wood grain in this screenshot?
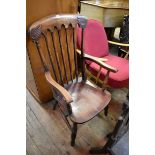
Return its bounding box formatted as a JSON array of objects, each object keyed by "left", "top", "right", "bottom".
[
  {"left": 68, "top": 82, "right": 111, "bottom": 123},
  {"left": 45, "top": 71, "right": 73, "bottom": 103},
  {"left": 76, "top": 49, "right": 118, "bottom": 73}
]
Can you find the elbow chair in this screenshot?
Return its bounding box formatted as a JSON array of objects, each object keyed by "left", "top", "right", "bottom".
[
  {"left": 28, "top": 14, "right": 114, "bottom": 146},
  {"left": 77, "top": 19, "right": 129, "bottom": 115}
]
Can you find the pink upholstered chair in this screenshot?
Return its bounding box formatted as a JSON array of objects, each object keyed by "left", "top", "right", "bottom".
[
  {"left": 77, "top": 19, "right": 129, "bottom": 115},
  {"left": 77, "top": 19, "right": 129, "bottom": 89}
]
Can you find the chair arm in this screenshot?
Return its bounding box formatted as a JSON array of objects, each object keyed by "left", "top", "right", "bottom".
[
  {"left": 76, "top": 49, "right": 118, "bottom": 73},
  {"left": 108, "top": 40, "right": 129, "bottom": 47},
  {"left": 45, "top": 71, "right": 73, "bottom": 103},
  {"left": 84, "top": 56, "right": 118, "bottom": 73},
  {"left": 76, "top": 49, "right": 108, "bottom": 62}
]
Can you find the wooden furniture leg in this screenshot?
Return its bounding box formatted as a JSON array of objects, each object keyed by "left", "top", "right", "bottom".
[
  {"left": 53, "top": 100, "right": 58, "bottom": 110},
  {"left": 89, "top": 146, "right": 115, "bottom": 155},
  {"left": 104, "top": 105, "right": 109, "bottom": 116},
  {"left": 71, "top": 123, "right": 78, "bottom": 146},
  {"left": 89, "top": 97, "right": 129, "bottom": 154}
]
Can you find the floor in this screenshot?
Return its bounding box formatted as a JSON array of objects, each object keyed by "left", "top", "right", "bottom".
[{"left": 26, "top": 86, "right": 128, "bottom": 155}]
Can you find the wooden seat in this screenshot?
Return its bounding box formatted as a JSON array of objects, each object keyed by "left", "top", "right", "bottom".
[
  {"left": 67, "top": 82, "right": 111, "bottom": 123},
  {"left": 28, "top": 14, "right": 112, "bottom": 147}
]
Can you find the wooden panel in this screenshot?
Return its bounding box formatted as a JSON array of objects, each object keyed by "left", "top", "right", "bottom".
[
  {"left": 26, "top": 0, "right": 79, "bottom": 103},
  {"left": 80, "top": 0, "right": 129, "bottom": 27},
  {"left": 26, "top": 0, "right": 79, "bottom": 29},
  {"left": 27, "top": 38, "right": 53, "bottom": 103},
  {"left": 26, "top": 51, "right": 40, "bottom": 102}
]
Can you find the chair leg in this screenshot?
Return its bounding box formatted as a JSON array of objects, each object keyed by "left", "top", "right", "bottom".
[
  {"left": 71, "top": 122, "right": 77, "bottom": 146},
  {"left": 53, "top": 100, "right": 58, "bottom": 110},
  {"left": 104, "top": 105, "right": 109, "bottom": 116},
  {"left": 89, "top": 146, "right": 115, "bottom": 155},
  {"left": 127, "top": 92, "right": 129, "bottom": 101}
]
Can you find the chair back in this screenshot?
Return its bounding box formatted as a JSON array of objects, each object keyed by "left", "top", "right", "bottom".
[
  {"left": 28, "top": 14, "right": 87, "bottom": 88},
  {"left": 77, "top": 19, "right": 109, "bottom": 58}
]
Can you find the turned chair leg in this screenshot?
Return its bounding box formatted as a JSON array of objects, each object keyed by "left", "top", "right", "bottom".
[
  {"left": 104, "top": 105, "right": 109, "bottom": 116},
  {"left": 71, "top": 123, "right": 77, "bottom": 146},
  {"left": 53, "top": 100, "right": 58, "bottom": 110}
]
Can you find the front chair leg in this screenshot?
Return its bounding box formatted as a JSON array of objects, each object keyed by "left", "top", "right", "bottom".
[
  {"left": 104, "top": 105, "right": 109, "bottom": 116},
  {"left": 89, "top": 147, "right": 115, "bottom": 155},
  {"left": 71, "top": 122, "right": 77, "bottom": 146}
]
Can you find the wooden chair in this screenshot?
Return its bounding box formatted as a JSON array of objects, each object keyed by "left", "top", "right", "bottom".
[{"left": 28, "top": 14, "right": 114, "bottom": 146}]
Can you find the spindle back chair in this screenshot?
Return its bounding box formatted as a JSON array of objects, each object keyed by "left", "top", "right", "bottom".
[{"left": 28, "top": 14, "right": 112, "bottom": 146}]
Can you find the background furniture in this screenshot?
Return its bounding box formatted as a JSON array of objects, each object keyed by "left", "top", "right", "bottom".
[
  {"left": 77, "top": 19, "right": 129, "bottom": 89},
  {"left": 28, "top": 14, "right": 114, "bottom": 146},
  {"left": 79, "top": 0, "right": 129, "bottom": 41},
  {"left": 80, "top": 0, "right": 129, "bottom": 28},
  {"left": 26, "top": 0, "right": 79, "bottom": 103}
]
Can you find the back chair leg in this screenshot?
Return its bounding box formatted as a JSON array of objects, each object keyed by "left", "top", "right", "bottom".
[
  {"left": 71, "top": 123, "right": 77, "bottom": 146},
  {"left": 104, "top": 105, "right": 109, "bottom": 116},
  {"left": 53, "top": 100, "right": 58, "bottom": 110}
]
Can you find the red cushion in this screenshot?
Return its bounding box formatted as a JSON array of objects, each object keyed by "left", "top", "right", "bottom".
[
  {"left": 88, "top": 55, "right": 129, "bottom": 88},
  {"left": 77, "top": 19, "right": 109, "bottom": 58}
]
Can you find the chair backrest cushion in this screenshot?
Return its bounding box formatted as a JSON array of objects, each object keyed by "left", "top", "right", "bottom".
[{"left": 77, "top": 19, "right": 109, "bottom": 58}]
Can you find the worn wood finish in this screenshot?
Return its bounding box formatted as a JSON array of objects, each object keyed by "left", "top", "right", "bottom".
[
  {"left": 45, "top": 71, "right": 73, "bottom": 103},
  {"left": 80, "top": 0, "right": 129, "bottom": 28},
  {"left": 26, "top": 89, "right": 116, "bottom": 155},
  {"left": 77, "top": 49, "right": 108, "bottom": 62},
  {"left": 27, "top": 88, "right": 128, "bottom": 155},
  {"left": 28, "top": 14, "right": 112, "bottom": 146},
  {"left": 76, "top": 49, "right": 117, "bottom": 73},
  {"left": 67, "top": 82, "right": 111, "bottom": 123},
  {"left": 26, "top": 0, "right": 79, "bottom": 103}
]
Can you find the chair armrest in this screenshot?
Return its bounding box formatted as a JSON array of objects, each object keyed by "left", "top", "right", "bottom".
[
  {"left": 108, "top": 40, "right": 129, "bottom": 47},
  {"left": 45, "top": 71, "right": 73, "bottom": 103},
  {"left": 76, "top": 49, "right": 118, "bottom": 73},
  {"left": 76, "top": 49, "right": 108, "bottom": 62}
]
